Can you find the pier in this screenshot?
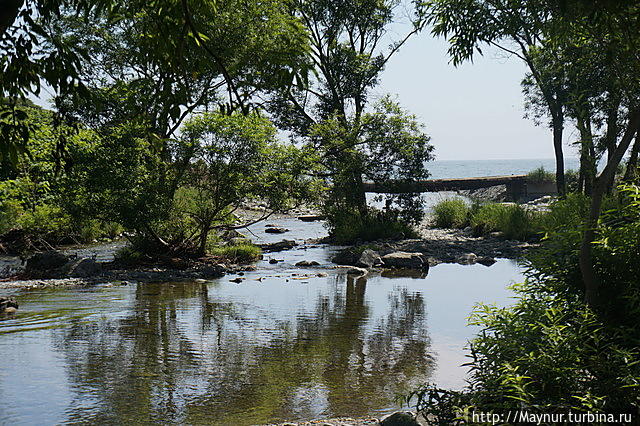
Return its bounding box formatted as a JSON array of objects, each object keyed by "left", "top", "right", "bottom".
[{"left": 363, "top": 174, "right": 535, "bottom": 200}]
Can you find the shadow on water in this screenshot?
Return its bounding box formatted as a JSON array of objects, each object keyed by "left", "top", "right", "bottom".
[{"left": 34, "top": 274, "right": 434, "bottom": 425}]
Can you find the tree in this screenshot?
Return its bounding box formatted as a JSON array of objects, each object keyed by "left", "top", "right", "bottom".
[
  {"left": 0, "top": 0, "right": 115, "bottom": 162},
  {"left": 177, "top": 112, "right": 319, "bottom": 254},
  {"left": 270, "top": 0, "right": 431, "bottom": 232},
  {"left": 422, "top": 0, "right": 569, "bottom": 194}
]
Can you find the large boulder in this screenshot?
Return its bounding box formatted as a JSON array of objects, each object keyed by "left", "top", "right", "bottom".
[
  {"left": 381, "top": 252, "right": 428, "bottom": 271},
  {"left": 25, "top": 251, "right": 70, "bottom": 274},
  {"left": 66, "top": 258, "right": 102, "bottom": 278},
  {"left": 356, "top": 249, "right": 383, "bottom": 268}
]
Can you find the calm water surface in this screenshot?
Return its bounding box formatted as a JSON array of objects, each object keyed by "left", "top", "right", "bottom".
[{"left": 0, "top": 220, "right": 525, "bottom": 425}]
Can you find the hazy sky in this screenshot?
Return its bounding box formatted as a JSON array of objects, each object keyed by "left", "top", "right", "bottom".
[
  {"left": 29, "top": 20, "right": 579, "bottom": 162},
  {"left": 376, "top": 30, "right": 578, "bottom": 161}
]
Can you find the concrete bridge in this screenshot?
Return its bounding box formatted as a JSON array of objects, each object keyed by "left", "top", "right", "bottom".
[{"left": 362, "top": 174, "right": 548, "bottom": 201}]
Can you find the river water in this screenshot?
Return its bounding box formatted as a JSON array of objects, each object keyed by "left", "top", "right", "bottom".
[{"left": 0, "top": 219, "right": 525, "bottom": 425}]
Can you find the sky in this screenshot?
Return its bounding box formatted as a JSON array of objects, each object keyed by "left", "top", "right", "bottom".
[
  {"left": 376, "top": 30, "right": 578, "bottom": 161},
  {"left": 29, "top": 19, "right": 580, "bottom": 162}
]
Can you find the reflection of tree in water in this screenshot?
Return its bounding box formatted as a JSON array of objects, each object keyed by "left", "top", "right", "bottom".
[{"left": 55, "top": 276, "right": 433, "bottom": 425}]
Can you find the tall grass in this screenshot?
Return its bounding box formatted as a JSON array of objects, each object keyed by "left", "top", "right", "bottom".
[
  {"left": 209, "top": 243, "right": 262, "bottom": 263},
  {"left": 432, "top": 198, "right": 469, "bottom": 228},
  {"left": 527, "top": 166, "right": 555, "bottom": 183}
]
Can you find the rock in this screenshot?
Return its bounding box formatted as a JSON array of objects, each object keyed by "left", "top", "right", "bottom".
[
  {"left": 265, "top": 227, "right": 289, "bottom": 234},
  {"left": 297, "top": 214, "right": 325, "bottom": 222},
  {"left": 336, "top": 265, "right": 368, "bottom": 276},
  {"left": 268, "top": 258, "right": 279, "bottom": 264},
  {"left": 229, "top": 277, "right": 243, "bottom": 283},
  {"left": 477, "top": 256, "right": 497, "bottom": 267},
  {"left": 259, "top": 240, "right": 297, "bottom": 252},
  {"left": 67, "top": 258, "right": 102, "bottom": 278},
  {"left": 381, "top": 252, "right": 428, "bottom": 270},
  {"left": 200, "top": 265, "right": 226, "bottom": 278},
  {"left": 356, "top": 249, "right": 383, "bottom": 268},
  {"left": 25, "top": 251, "right": 69, "bottom": 273},
  {"left": 295, "top": 260, "right": 320, "bottom": 267},
  {"left": 456, "top": 253, "right": 478, "bottom": 265},
  {"left": 380, "top": 411, "right": 420, "bottom": 426},
  {"left": 0, "top": 297, "right": 18, "bottom": 314}
]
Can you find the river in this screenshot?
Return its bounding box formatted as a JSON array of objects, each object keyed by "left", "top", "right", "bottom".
[{"left": 0, "top": 218, "right": 525, "bottom": 425}]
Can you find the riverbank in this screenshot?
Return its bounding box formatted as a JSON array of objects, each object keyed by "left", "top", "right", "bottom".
[{"left": 0, "top": 204, "right": 539, "bottom": 289}]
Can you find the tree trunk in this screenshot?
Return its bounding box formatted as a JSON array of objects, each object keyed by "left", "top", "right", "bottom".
[
  {"left": 623, "top": 129, "right": 640, "bottom": 182},
  {"left": 552, "top": 115, "right": 566, "bottom": 196},
  {"left": 581, "top": 109, "right": 640, "bottom": 307},
  {"left": 602, "top": 95, "right": 621, "bottom": 192},
  {"left": 577, "top": 117, "right": 596, "bottom": 195}
]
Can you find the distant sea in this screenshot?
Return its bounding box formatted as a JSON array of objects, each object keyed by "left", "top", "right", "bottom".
[{"left": 427, "top": 158, "right": 580, "bottom": 180}]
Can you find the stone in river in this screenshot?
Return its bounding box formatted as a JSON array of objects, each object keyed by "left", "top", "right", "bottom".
[
  {"left": 265, "top": 227, "right": 289, "bottom": 234},
  {"left": 356, "top": 249, "right": 383, "bottom": 268},
  {"left": 295, "top": 260, "right": 320, "bottom": 267},
  {"left": 381, "top": 252, "right": 428, "bottom": 270}
]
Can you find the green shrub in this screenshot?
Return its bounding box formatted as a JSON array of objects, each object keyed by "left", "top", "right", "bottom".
[
  {"left": 411, "top": 184, "right": 640, "bottom": 423},
  {"left": 209, "top": 243, "right": 262, "bottom": 263},
  {"left": 470, "top": 203, "right": 540, "bottom": 240},
  {"left": 431, "top": 198, "right": 469, "bottom": 228},
  {"left": 114, "top": 246, "right": 147, "bottom": 265},
  {"left": 411, "top": 278, "right": 640, "bottom": 422},
  {"left": 527, "top": 166, "right": 555, "bottom": 183},
  {"left": 326, "top": 207, "right": 418, "bottom": 244}
]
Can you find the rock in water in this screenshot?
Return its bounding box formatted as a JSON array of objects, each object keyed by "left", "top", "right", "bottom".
[
  {"left": 456, "top": 253, "right": 478, "bottom": 265},
  {"left": 25, "top": 251, "right": 69, "bottom": 273},
  {"left": 380, "top": 411, "right": 421, "bottom": 426},
  {"left": 297, "top": 214, "right": 325, "bottom": 222},
  {"left": 356, "top": 249, "right": 383, "bottom": 268},
  {"left": 265, "top": 227, "right": 289, "bottom": 234},
  {"left": 67, "top": 258, "right": 102, "bottom": 278},
  {"left": 335, "top": 265, "right": 368, "bottom": 276},
  {"left": 0, "top": 297, "right": 18, "bottom": 314},
  {"left": 295, "top": 260, "right": 320, "bottom": 267},
  {"left": 381, "top": 252, "right": 428, "bottom": 271}
]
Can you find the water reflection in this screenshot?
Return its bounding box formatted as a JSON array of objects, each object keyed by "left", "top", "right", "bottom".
[{"left": 52, "top": 275, "right": 433, "bottom": 425}]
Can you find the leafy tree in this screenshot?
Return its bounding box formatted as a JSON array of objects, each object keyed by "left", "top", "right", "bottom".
[
  {"left": 176, "top": 112, "right": 320, "bottom": 254},
  {"left": 0, "top": 0, "right": 115, "bottom": 162},
  {"left": 270, "top": 0, "right": 431, "bottom": 235},
  {"left": 422, "top": 0, "right": 570, "bottom": 194}
]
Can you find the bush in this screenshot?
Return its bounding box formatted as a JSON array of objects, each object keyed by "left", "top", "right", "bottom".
[
  {"left": 432, "top": 198, "right": 469, "bottom": 228},
  {"left": 411, "top": 184, "right": 640, "bottom": 423},
  {"left": 209, "top": 243, "right": 262, "bottom": 263},
  {"left": 527, "top": 166, "right": 555, "bottom": 183},
  {"left": 326, "top": 207, "right": 418, "bottom": 244},
  {"left": 470, "top": 202, "right": 541, "bottom": 241},
  {"left": 411, "top": 277, "right": 640, "bottom": 423}
]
